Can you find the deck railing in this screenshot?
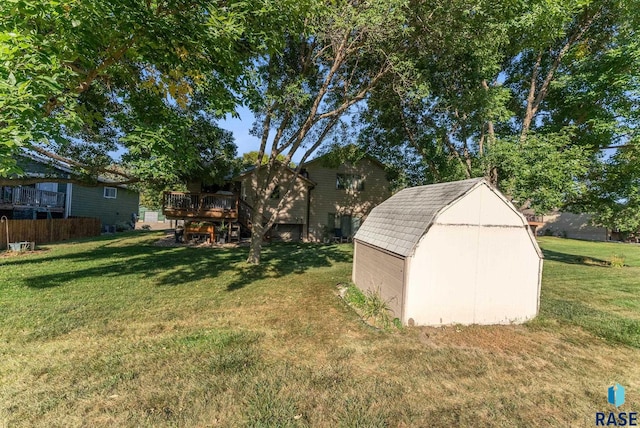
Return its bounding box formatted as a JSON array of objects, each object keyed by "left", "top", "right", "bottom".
[
  {"left": 524, "top": 214, "right": 544, "bottom": 223},
  {"left": 162, "top": 192, "right": 239, "bottom": 219},
  {"left": 238, "top": 198, "right": 252, "bottom": 225},
  {"left": 1, "top": 186, "right": 65, "bottom": 208}
]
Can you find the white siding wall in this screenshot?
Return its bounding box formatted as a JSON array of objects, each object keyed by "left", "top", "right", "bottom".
[{"left": 404, "top": 185, "right": 541, "bottom": 326}]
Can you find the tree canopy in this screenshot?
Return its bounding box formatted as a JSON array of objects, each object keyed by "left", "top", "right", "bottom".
[
  {"left": 360, "top": 0, "right": 640, "bottom": 224},
  {"left": 240, "top": 151, "right": 293, "bottom": 169},
  {"left": 241, "top": 0, "right": 416, "bottom": 263},
  {"left": 2, "top": 0, "right": 640, "bottom": 258},
  {"left": 1, "top": 0, "right": 290, "bottom": 184}
]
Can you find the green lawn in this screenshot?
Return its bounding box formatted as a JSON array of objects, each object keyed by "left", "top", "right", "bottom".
[
  {"left": 536, "top": 237, "right": 640, "bottom": 346},
  {"left": 1, "top": 233, "right": 639, "bottom": 427}
]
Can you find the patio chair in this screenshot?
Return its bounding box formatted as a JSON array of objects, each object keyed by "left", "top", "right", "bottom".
[{"left": 333, "top": 228, "right": 347, "bottom": 243}]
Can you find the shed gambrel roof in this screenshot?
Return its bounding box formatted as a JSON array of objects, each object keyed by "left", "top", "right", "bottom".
[{"left": 354, "top": 178, "right": 486, "bottom": 257}]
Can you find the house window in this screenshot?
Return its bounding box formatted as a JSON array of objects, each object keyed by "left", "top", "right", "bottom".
[
  {"left": 327, "top": 213, "right": 336, "bottom": 230},
  {"left": 336, "top": 174, "right": 364, "bottom": 191},
  {"left": 270, "top": 186, "right": 281, "bottom": 199},
  {"left": 103, "top": 187, "right": 117, "bottom": 199}
]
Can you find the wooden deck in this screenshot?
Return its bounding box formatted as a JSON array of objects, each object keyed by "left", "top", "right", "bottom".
[
  {"left": 162, "top": 192, "right": 266, "bottom": 240},
  {"left": 525, "top": 214, "right": 544, "bottom": 234},
  {"left": 162, "top": 192, "right": 240, "bottom": 221},
  {"left": 1, "top": 186, "right": 65, "bottom": 212}
]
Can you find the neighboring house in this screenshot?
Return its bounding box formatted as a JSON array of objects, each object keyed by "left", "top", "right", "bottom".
[
  {"left": 353, "top": 178, "right": 543, "bottom": 326},
  {"left": 162, "top": 153, "right": 391, "bottom": 242},
  {"left": 67, "top": 182, "right": 139, "bottom": 229},
  {"left": 523, "top": 210, "right": 609, "bottom": 241},
  {"left": 1, "top": 154, "right": 139, "bottom": 229}
]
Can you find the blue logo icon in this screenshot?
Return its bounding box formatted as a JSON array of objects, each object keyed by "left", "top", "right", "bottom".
[{"left": 608, "top": 383, "right": 625, "bottom": 408}]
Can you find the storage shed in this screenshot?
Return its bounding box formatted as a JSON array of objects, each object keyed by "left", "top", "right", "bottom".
[{"left": 352, "top": 178, "right": 543, "bottom": 326}]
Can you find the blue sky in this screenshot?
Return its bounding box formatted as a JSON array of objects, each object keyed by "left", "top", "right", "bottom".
[
  {"left": 220, "top": 106, "right": 310, "bottom": 164},
  {"left": 220, "top": 106, "right": 260, "bottom": 157},
  {"left": 112, "top": 106, "right": 309, "bottom": 163}
]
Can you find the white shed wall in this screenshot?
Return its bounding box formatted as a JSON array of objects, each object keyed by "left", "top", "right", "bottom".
[
  {"left": 437, "top": 184, "right": 523, "bottom": 227},
  {"left": 404, "top": 185, "right": 541, "bottom": 326},
  {"left": 405, "top": 225, "right": 540, "bottom": 325}
]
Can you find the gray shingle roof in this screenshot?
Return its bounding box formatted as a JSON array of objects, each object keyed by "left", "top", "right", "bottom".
[{"left": 354, "top": 178, "right": 485, "bottom": 257}]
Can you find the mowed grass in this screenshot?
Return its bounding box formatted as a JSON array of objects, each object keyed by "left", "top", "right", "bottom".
[
  {"left": 536, "top": 237, "right": 640, "bottom": 347},
  {"left": 1, "top": 233, "right": 640, "bottom": 427}
]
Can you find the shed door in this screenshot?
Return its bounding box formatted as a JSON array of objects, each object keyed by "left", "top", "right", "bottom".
[{"left": 353, "top": 241, "right": 404, "bottom": 320}]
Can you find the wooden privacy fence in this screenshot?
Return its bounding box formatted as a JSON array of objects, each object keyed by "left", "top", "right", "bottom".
[{"left": 0, "top": 218, "right": 101, "bottom": 249}]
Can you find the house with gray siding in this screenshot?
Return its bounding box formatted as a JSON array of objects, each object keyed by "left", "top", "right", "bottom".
[
  {"left": 67, "top": 183, "right": 139, "bottom": 228},
  {"left": 1, "top": 154, "right": 139, "bottom": 229}
]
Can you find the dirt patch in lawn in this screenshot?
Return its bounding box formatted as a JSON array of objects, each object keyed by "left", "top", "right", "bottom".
[
  {"left": 0, "top": 248, "right": 48, "bottom": 258},
  {"left": 152, "top": 232, "right": 251, "bottom": 248},
  {"left": 418, "top": 324, "right": 553, "bottom": 354}
]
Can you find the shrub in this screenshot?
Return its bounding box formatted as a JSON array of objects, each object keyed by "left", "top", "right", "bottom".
[
  {"left": 362, "top": 288, "right": 393, "bottom": 329},
  {"left": 115, "top": 221, "right": 132, "bottom": 232},
  {"left": 343, "top": 284, "right": 367, "bottom": 308},
  {"left": 609, "top": 254, "right": 625, "bottom": 268},
  {"left": 341, "top": 285, "right": 398, "bottom": 330}
]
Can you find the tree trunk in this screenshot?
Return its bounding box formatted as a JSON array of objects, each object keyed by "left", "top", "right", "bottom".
[
  {"left": 246, "top": 193, "right": 267, "bottom": 264},
  {"left": 521, "top": 51, "right": 542, "bottom": 143},
  {"left": 247, "top": 221, "right": 264, "bottom": 264}
]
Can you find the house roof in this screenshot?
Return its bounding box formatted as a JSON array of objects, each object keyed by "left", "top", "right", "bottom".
[
  {"left": 19, "top": 152, "right": 74, "bottom": 176},
  {"left": 17, "top": 151, "right": 134, "bottom": 189},
  {"left": 354, "top": 178, "right": 486, "bottom": 257},
  {"left": 301, "top": 152, "right": 386, "bottom": 171},
  {"left": 232, "top": 161, "right": 316, "bottom": 187}
]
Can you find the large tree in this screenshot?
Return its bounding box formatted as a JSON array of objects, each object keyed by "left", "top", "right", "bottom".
[
  {"left": 242, "top": 0, "right": 413, "bottom": 264},
  {"left": 359, "top": 0, "right": 516, "bottom": 187},
  {"left": 0, "top": 0, "right": 288, "bottom": 186},
  {"left": 125, "top": 114, "right": 239, "bottom": 209},
  {"left": 360, "top": 0, "right": 639, "bottom": 215}
]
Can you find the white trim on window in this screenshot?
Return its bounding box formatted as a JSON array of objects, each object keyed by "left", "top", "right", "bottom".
[{"left": 103, "top": 186, "right": 117, "bottom": 199}]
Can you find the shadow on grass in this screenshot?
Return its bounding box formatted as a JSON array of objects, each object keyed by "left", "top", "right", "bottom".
[
  {"left": 542, "top": 249, "right": 609, "bottom": 267},
  {"left": 541, "top": 297, "right": 640, "bottom": 348},
  {"left": 1, "top": 233, "right": 352, "bottom": 291}
]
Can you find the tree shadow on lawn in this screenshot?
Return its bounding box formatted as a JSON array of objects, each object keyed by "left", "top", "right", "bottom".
[
  {"left": 224, "top": 243, "right": 350, "bottom": 291},
  {"left": 542, "top": 248, "right": 609, "bottom": 267},
  {"left": 3, "top": 234, "right": 352, "bottom": 291}
]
